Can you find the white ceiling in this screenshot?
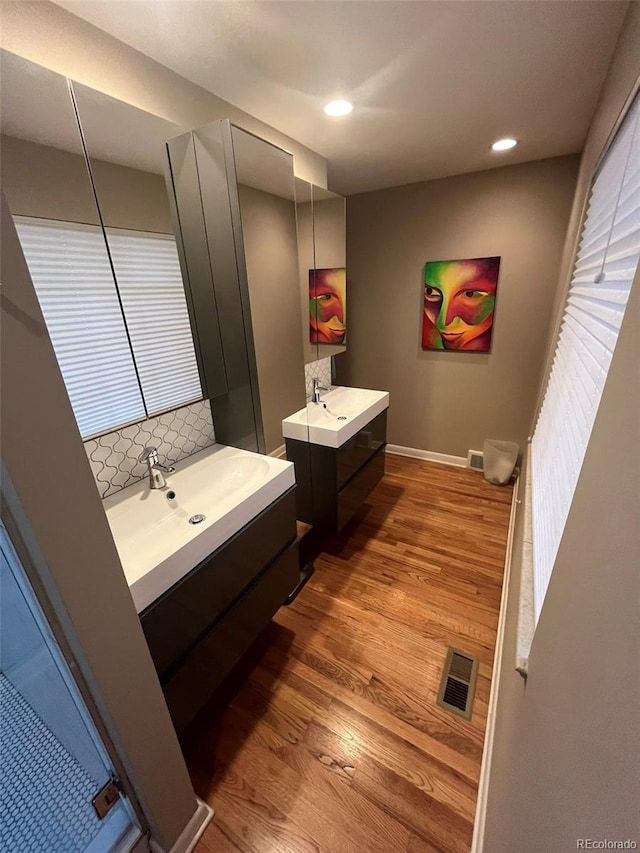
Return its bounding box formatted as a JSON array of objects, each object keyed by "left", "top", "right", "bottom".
[{"left": 55, "top": 0, "right": 627, "bottom": 195}]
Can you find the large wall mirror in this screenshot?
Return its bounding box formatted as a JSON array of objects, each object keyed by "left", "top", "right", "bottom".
[
  {"left": 0, "top": 49, "right": 210, "bottom": 443},
  {"left": 167, "top": 120, "right": 320, "bottom": 456},
  {"left": 0, "top": 51, "right": 151, "bottom": 439},
  {"left": 295, "top": 181, "right": 346, "bottom": 366},
  {"left": 1, "top": 48, "right": 346, "bottom": 469},
  {"left": 230, "top": 126, "right": 307, "bottom": 454},
  {"left": 70, "top": 83, "right": 208, "bottom": 420}
]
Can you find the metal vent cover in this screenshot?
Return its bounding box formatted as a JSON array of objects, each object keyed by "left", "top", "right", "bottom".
[
  {"left": 467, "top": 450, "right": 484, "bottom": 471},
  {"left": 436, "top": 648, "right": 479, "bottom": 720}
]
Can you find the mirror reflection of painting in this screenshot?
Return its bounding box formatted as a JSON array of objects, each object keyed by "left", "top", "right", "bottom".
[
  {"left": 309, "top": 267, "right": 347, "bottom": 345},
  {"left": 422, "top": 256, "right": 500, "bottom": 352}
]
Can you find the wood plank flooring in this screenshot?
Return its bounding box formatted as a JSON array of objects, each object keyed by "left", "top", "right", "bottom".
[{"left": 184, "top": 454, "right": 513, "bottom": 853}]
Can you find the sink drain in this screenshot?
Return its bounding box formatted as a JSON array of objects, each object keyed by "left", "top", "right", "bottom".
[
  {"left": 188, "top": 514, "right": 206, "bottom": 525},
  {"left": 337, "top": 416, "right": 347, "bottom": 420}
]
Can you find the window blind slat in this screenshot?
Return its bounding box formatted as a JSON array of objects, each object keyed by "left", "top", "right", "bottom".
[
  {"left": 576, "top": 218, "right": 614, "bottom": 261},
  {"left": 568, "top": 295, "right": 627, "bottom": 330},
  {"left": 570, "top": 286, "right": 631, "bottom": 304},
  {"left": 531, "top": 93, "right": 639, "bottom": 623}
]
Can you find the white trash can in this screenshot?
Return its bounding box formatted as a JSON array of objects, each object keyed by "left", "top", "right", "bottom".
[{"left": 483, "top": 439, "right": 519, "bottom": 486}]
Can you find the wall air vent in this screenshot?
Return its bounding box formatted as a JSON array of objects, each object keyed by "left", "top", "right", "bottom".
[
  {"left": 467, "top": 450, "right": 484, "bottom": 471},
  {"left": 436, "top": 648, "right": 478, "bottom": 720}
]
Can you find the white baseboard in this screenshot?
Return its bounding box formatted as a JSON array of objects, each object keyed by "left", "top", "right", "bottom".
[
  {"left": 152, "top": 798, "right": 214, "bottom": 853},
  {"left": 470, "top": 473, "right": 521, "bottom": 853},
  {"left": 386, "top": 444, "right": 467, "bottom": 468},
  {"left": 269, "top": 444, "right": 286, "bottom": 459}
]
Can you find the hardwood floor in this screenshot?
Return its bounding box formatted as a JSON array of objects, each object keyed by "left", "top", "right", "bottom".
[{"left": 184, "top": 454, "right": 513, "bottom": 853}]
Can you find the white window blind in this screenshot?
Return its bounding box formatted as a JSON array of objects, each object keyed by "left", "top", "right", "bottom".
[
  {"left": 14, "top": 218, "right": 203, "bottom": 439},
  {"left": 14, "top": 218, "right": 146, "bottom": 438},
  {"left": 531, "top": 93, "right": 640, "bottom": 622},
  {"left": 104, "top": 228, "right": 202, "bottom": 416}
]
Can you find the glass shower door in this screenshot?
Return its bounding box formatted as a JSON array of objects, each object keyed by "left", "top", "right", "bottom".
[{"left": 0, "top": 524, "right": 144, "bottom": 853}]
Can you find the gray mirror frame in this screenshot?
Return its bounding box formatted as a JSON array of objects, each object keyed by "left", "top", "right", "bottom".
[{"left": 167, "top": 119, "right": 283, "bottom": 454}]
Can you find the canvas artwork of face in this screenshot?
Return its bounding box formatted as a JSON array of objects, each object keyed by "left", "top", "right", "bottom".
[
  {"left": 422, "top": 257, "right": 500, "bottom": 352},
  {"left": 310, "top": 267, "right": 346, "bottom": 345}
]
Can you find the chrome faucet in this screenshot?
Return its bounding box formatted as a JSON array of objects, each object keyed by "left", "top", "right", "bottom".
[
  {"left": 139, "top": 447, "right": 175, "bottom": 490},
  {"left": 311, "top": 377, "right": 329, "bottom": 404}
]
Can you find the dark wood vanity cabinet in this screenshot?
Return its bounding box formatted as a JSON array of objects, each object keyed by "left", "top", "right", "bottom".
[
  {"left": 286, "top": 409, "right": 387, "bottom": 532},
  {"left": 140, "top": 488, "right": 298, "bottom": 733}
]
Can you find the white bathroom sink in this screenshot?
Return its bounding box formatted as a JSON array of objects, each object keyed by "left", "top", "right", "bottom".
[
  {"left": 282, "top": 385, "right": 390, "bottom": 449},
  {"left": 104, "top": 444, "right": 295, "bottom": 613}
]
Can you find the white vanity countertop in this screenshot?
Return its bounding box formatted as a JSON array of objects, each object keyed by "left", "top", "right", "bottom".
[
  {"left": 104, "top": 444, "right": 295, "bottom": 613},
  {"left": 282, "top": 386, "right": 390, "bottom": 448}
]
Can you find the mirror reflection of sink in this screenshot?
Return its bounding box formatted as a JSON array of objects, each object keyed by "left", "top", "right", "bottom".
[{"left": 282, "top": 386, "right": 390, "bottom": 448}]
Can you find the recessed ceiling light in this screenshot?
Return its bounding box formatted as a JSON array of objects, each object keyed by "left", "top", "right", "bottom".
[
  {"left": 492, "top": 137, "right": 518, "bottom": 152},
  {"left": 324, "top": 100, "right": 353, "bottom": 117}
]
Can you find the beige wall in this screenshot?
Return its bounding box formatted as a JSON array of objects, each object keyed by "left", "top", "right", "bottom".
[
  {"left": 341, "top": 155, "right": 579, "bottom": 457},
  {"left": 1, "top": 134, "right": 99, "bottom": 225},
  {"left": 0, "top": 1, "right": 327, "bottom": 188},
  {"left": 0, "top": 191, "right": 199, "bottom": 851},
  {"left": 1, "top": 134, "right": 173, "bottom": 232},
  {"left": 483, "top": 4, "right": 640, "bottom": 850},
  {"left": 239, "top": 184, "right": 306, "bottom": 452},
  {"left": 92, "top": 159, "right": 173, "bottom": 233},
  {"left": 314, "top": 196, "right": 347, "bottom": 269}
]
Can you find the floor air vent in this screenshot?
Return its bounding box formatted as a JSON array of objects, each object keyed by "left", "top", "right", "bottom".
[
  {"left": 467, "top": 450, "right": 484, "bottom": 471},
  {"left": 436, "top": 648, "right": 478, "bottom": 720}
]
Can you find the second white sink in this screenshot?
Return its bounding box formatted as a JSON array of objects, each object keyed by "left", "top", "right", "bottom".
[{"left": 282, "top": 385, "right": 390, "bottom": 448}]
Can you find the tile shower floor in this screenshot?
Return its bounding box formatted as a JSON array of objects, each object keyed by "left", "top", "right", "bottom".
[{"left": 0, "top": 674, "right": 101, "bottom": 852}]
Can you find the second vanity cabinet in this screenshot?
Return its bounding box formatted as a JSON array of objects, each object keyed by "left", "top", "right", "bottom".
[
  {"left": 139, "top": 489, "right": 298, "bottom": 732},
  {"left": 286, "top": 409, "right": 388, "bottom": 533}
]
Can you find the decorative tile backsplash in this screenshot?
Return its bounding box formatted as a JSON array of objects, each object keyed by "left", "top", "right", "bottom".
[
  {"left": 84, "top": 399, "right": 216, "bottom": 499},
  {"left": 304, "top": 357, "right": 333, "bottom": 399},
  {"left": 86, "top": 365, "right": 333, "bottom": 498}
]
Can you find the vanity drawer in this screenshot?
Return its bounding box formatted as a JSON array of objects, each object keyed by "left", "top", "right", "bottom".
[
  {"left": 140, "top": 487, "right": 296, "bottom": 679},
  {"left": 336, "top": 409, "right": 387, "bottom": 490},
  {"left": 162, "top": 542, "right": 299, "bottom": 733},
  {"left": 337, "top": 445, "right": 385, "bottom": 531}
]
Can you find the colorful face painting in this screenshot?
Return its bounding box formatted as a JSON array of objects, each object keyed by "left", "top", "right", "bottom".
[
  {"left": 310, "top": 267, "right": 347, "bottom": 345},
  {"left": 422, "top": 257, "right": 500, "bottom": 352}
]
